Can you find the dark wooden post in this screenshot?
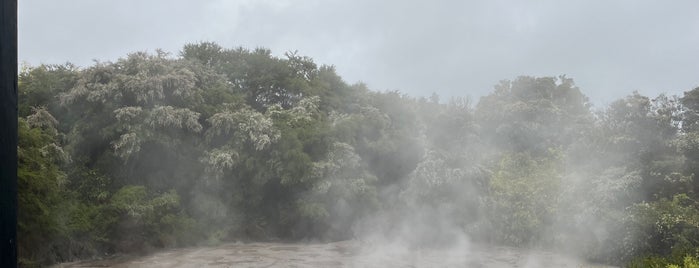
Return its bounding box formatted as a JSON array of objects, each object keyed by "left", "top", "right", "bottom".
[{"left": 0, "top": 0, "right": 18, "bottom": 266}]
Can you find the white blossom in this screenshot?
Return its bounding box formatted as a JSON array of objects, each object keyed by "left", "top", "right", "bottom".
[
  {"left": 114, "top": 106, "right": 143, "bottom": 122},
  {"left": 201, "top": 148, "right": 239, "bottom": 178},
  {"left": 146, "top": 106, "right": 202, "bottom": 132},
  {"left": 206, "top": 107, "right": 280, "bottom": 151},
  {"left": 112, "top": 132, "right": 141, "bottom": 159},
  {"left": 26, "top": 106, "right": 58, "bottom": 130}
]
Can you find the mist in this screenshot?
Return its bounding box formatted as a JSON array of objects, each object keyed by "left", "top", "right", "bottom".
[{"left": 14, "top": 43, "right": 698, "bottom": 268}]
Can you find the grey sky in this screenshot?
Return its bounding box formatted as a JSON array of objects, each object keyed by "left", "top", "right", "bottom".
[{"left": 19, "top": 0, "right": 699, "bottom": 106}]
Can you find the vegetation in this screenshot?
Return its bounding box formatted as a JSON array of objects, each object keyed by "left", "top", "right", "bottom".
[{"left": 17, "top": 43, "right": 699, "bottom": 267}]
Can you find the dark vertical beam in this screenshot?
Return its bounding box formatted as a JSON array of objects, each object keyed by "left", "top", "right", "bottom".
[{"left": 0, "top": 0, "right": 17, "bottom": 266}]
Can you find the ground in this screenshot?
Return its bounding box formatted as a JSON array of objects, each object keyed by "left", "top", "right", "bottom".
[{"left": 53, "top": 240, "right": 616, "bottom": 268}]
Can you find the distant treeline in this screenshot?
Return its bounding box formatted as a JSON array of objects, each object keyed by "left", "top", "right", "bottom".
[{"left": 18, "top": 42, "right": 699, "bottom": 267}]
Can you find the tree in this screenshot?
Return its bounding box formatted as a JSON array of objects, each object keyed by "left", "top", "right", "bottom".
[
  {"left": 476, "top": 76, "right": 592, "bottom": 155},
  {"left": 486, "top": 152, "right": 563, "bottom": 246},
  {"left": 681, "top": 87, "right": 699, "bottom": 195}
]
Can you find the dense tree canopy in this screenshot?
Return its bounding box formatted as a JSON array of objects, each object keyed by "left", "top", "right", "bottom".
[{"left": 17, "top": 43, "right": 699, "bottom": 267}]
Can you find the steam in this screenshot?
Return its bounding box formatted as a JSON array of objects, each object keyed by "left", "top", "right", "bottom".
[
  {"left": 25, "top": 46, "right": 684, "bottom": 267},
  {"left": 302, "top": 84, "right": 625, "bottom": 267}
]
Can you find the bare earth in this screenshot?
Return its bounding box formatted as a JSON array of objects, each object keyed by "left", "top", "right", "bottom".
[{"left": 53, "top": 240, "right": 615, "bottom": 268}]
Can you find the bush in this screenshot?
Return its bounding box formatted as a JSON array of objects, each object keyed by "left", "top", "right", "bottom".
[{"left": 108, "top": 186, "right": 198, "bottom": 252}]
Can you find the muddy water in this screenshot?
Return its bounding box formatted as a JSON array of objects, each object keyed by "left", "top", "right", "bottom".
[{"left": 54, "top": 240, "right": 615, "bottom": 268}]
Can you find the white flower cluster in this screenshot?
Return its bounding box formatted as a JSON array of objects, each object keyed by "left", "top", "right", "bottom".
[
  {"left": 310, "top": 142, "right": 376, "bottom": 197},
  {"left": 112, "top": 132, "right": 141, "bottom": 159},
  {"left": 114, "top": 106, "right": 143, "bottom": 123},
  {"left": 146, "top": 106, "right": 202, "bottom": 133},
  {"left": 27, "top": 106, "right": 58, "bottom": 130},
  {"left": 202, "top": 148, "right": 239, "bottom": 177},
  {"left": 207, "top": 108, "right": 280, "bottom": 151}
]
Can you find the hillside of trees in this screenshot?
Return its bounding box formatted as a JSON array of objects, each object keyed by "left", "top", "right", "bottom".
[{"left": 18, "top": 42, "right": 699, "bottom": 267}]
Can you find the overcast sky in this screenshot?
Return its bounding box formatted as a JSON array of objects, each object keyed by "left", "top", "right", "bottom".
[{"left": 18, "top": 0, "right": 699, "bottom": 106}]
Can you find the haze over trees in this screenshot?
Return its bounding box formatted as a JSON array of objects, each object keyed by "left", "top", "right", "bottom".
[{"left": 18, "top": 43, "right": 699, "bottom": 267}]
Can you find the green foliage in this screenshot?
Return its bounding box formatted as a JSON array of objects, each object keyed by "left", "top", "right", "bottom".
[
  {"left": 17, "top": 42, "right": 699, "bottom": 267},
  {"left": 487, "top": 152, "right": 563, "bottom": 246},
  {"left": 18, "top": 117, "right": 67, "bottom": 264},
  {"left": 476, "top": 76, "right": 591, "bottom": 155},
  {"left": 625, "top": 194, "right": 699, "bottom": 264},
  {"left": 628, "top": 256, "right": 673, "bottom": 268},
  {"left": 109, "top": 185, "right": 196, "bottom": 250},
  {"left": 679, "top": 256, "right": 699, "bottom": 268},
  {"left": 18, "top": 113, "right": 107, "bottom": 265},
  {"left": 301, "top": 142, "right": 379, "bottom": 239},
  {"left": 629, "top": 255, "right": 699, "bottom": 268},
  {"left": 18, "top": 64, "right": 79, "bottom": 122}
]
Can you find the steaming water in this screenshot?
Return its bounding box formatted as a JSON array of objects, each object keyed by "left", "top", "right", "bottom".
[{"left": 54, "top": 240, "right": 615, "bottom": 268}]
